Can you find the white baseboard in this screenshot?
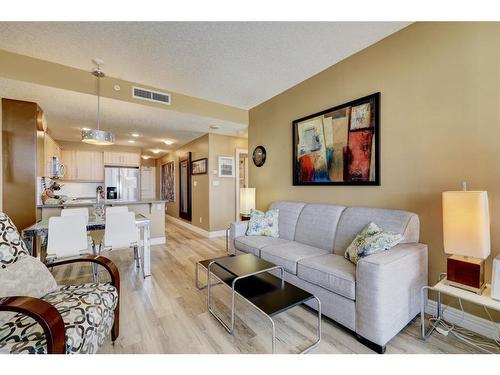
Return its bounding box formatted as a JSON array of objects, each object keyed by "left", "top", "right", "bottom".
[
  {"left": 425, "top": 300, "right": 498, "bottom": 340},
  {"left": 150, "top": 237, "right": 166, "bottom": 245},
  {"left": 138, "top": 237, "right": 165, "bottom": 246},
  {"left": 167, "top": 215, "right": 226, "bottom": 238}
]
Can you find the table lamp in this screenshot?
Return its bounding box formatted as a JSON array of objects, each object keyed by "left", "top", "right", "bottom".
[
  {"left": 442, "top": 185, "right": 490, "bottom": 294},
  {"left": 240, "top": 188, "right": 256, "bottom": 221}
]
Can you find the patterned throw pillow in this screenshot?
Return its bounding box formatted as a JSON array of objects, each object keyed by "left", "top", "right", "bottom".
[
  {"left": 344, "top": 222, "right": 403, "bottom": 264},
  {"left": 246, "top": 208, "right": 279, "bottom": 237}
]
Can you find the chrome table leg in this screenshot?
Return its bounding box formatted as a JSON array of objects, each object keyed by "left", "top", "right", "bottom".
[{"left": 300, "top": 296, "right": 322, "bottom": 354}]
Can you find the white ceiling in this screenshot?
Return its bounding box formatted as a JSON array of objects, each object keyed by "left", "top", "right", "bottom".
[
  {"left": 0, "top": 77, "right": 246, "bottom": 157},
  {"left": 0, "top": 22, "right": 410, "bottom": 109}
]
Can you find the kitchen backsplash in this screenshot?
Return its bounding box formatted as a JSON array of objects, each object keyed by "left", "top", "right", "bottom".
[{"left": 55, "top": 181, "right": 102, "bottom": 198}]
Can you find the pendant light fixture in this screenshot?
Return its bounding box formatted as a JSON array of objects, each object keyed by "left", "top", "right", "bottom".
[{"left": 81, "top": 59, "right": 115, "bottom": 145}]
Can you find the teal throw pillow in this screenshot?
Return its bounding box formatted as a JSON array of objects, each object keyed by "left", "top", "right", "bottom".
[
  {"left": 345, "top": 222, "right": 403, "bottom": 264},
  {"left": 246, "top": 208, "right": 279, "bottom": 238}
]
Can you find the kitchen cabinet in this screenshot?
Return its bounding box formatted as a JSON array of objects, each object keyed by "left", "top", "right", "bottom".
[
  {"left": 43, "top": 134, "right": 62, "bottom": 177},
  {"left": 61, "top": 150, "right": 104, "bottom": 181},
  {"left": 104, "top": 151, "right": 141, "bottom": 167}
]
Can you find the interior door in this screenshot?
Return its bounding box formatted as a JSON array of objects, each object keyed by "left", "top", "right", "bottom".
[{"left": 179, "top": 152, "right": 192, "bottom": 221}]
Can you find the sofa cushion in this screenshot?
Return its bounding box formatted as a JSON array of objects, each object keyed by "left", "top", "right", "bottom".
[
  {"left": 294, "top": 204, "right": 346, "bottom": 252},
  {"left": 297, "top": 254, "right": 356, "bottom": 300},
  {"left": 234, "top": 236, "right": 290, "bottom": 256},
  {"left": 270, "top": 201, "right": 306, "bottom": 240},
  {"left": 260, "top": 242, "right": 329, "bottom": 275},
  {"left": 0, "top": 282, "right": 118, "bottom": 354},
  {"left": 333, "top": 207, "right": 419, "bottom": 255}
]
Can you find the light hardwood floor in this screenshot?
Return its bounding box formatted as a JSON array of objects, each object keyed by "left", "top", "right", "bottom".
[{"left": 52, "top": 217, "right": 491, "bottom": 354}]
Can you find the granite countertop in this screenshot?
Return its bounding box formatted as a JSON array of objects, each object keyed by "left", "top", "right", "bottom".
[{"left": 37, "top": 199, "right": 167, "bottom": 208}]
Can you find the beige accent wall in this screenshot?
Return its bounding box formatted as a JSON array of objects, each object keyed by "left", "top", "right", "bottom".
[
  {"left": 208, "top": 133, "right": 248, "bottom": 231},
  {"left": 156, "top": 134, "right": 210, "bottom": 231},
  {"left": 249, "top": 22, "right": 500, "bottom": 319},
  {"left": 0, "top": 49, "right": 248, "bottom": 125}
]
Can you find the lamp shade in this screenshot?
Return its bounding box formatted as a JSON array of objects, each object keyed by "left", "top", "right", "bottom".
[
  {"left": 442, "top": 191, "right": 490, "bottom": 259},
  {"left": 240, "top": 188, "right": 256, "bottom": 216}
]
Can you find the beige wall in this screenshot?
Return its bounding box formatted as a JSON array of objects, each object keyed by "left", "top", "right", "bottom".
[
  {"left": 156, "top": 133, "right": 247, "bottom": 232},
  {"left": 208, "top": 134, "right": 248, "bottom": 231},
  {"left": 249, "top": 22, "right": 500, "bottom": 319},
  {"left": 156, "top": 134, "right": 210, "bottom": 231}
]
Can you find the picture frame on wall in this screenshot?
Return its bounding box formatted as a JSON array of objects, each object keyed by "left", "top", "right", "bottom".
[
  {"left": 160, "top": 160, "right": 176, "bottom": 202},
  {"left": 218, "top": 156, "right": 235, "bottom": 177},
  {"left": 191, "top": 158, "right": 208, "bottom": 175},
  {"left": 292, "top": 92, "right": 380, "bottom": 186}
]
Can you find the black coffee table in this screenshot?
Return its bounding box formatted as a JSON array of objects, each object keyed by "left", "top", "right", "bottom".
[{"left": 195, "top": 253, "right": 321, "bottom": 353}]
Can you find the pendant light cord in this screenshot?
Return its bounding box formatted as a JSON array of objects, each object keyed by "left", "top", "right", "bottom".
[{"left": 96, "top": 68, "right": 101, "bottom": 131}]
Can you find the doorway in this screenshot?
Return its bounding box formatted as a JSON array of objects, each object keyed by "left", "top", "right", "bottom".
[{"left": 235, "top": 148, "right": 249, "bottom": 220}]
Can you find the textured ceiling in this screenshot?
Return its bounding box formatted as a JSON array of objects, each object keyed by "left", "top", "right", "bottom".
[
  {"left": 0, "top": 22, "right": 410, "bottom": 109},
  {"left": 0, "top": 78, "right": 246, "bottom": 157}
]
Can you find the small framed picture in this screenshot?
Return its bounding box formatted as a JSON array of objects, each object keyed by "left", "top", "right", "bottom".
[
  {"left": 191, "top": 158, "right": 208, "bottom": 175},
  {"left": 218, "top": 156, "right": 235, "bottom": 177}
]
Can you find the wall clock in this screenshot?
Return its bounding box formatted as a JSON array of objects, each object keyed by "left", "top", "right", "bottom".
[{"left": 252, "top": 146, "right": 266, "bottom": 167}]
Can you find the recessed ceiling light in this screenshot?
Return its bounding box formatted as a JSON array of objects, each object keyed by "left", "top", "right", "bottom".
[
  {"left": 164, "top": 139, "right": 174, "bottom": 145},
  {"left": 131, "top": 133, "right": 140, "bottom": 137},
  {"left": 141, "top": 155, "right": 150, "bottom": 160},
  {"left": 152, "top": 149, "right": 161, "bottom": 154},
  {"left": 81, "top": 127, "right": 91, "bottom": 131},
  {"left": 128, "top": 140, "right": 135, "bottom": 143},
  {"left": 210, "top": 125, "right": 220, "bottom": 130},
  {"left": 114, "top": 84, "right": 121, "bottom": 91}
]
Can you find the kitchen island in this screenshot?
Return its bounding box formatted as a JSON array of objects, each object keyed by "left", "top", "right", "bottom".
[{"left": 37, "top": 199, "right": 167, "bottom": 244}]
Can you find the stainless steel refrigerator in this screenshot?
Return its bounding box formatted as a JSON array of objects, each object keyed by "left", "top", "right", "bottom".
[{"left": 105, "top": 167, "right": 140, "bottom": 201}]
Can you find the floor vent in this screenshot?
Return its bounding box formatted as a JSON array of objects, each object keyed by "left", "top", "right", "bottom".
[{"left": 132, "top": 86, "right": 171, "bottom": 105}]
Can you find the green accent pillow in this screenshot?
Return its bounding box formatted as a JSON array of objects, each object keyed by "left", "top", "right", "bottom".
[
  {"left": 246, "top": 208, "right": 279, "bottom": 237},
  {"left": 344, "top": 222, "right": 403, "bottom": 264}
]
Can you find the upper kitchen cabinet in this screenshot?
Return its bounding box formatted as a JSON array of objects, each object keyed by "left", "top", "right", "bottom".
[
  {"left": 104, "top": 151, "right": 141, "bottom": 167},
  {"left": 43, "top": 134, "right": 62, "bottom": 177},
  {"left": 61, "top": 149, "right": 104, "bottom": 181}
]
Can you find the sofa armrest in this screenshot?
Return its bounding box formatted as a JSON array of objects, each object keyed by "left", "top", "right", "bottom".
[
  {"left": 355, "top": 243, "right": 428, "bottom": 346},
  {"left": 229, "top": 221, "right": 249, "bottom": 254},
  {"left": 0, "top": 296, "right": 66, "bottom": 354}
]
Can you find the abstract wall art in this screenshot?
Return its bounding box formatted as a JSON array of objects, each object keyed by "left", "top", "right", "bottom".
[
  {"left": 161, "top": 160, "right": 176, "bottom": 202},
  {"left": 292, "top": 93, "right": 380, "bottom": 185}
]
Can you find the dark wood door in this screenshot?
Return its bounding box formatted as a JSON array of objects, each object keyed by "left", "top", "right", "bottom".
[{"left": 179, "top": 152, "right": 192, "bottom": 221}]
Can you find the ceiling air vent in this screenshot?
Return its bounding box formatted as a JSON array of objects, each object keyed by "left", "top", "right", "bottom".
[{"left": 132, "top": 86, "right": 171, "bottom": 105}]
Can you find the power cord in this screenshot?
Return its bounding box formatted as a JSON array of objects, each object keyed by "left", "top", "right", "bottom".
[{"left": 429, "top": 298, "right": 500, "bottom": 354}]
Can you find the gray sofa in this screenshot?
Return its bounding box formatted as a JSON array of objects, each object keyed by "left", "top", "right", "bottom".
[{"left": 229, "top": 201, "right": 428, "bottom": 352}]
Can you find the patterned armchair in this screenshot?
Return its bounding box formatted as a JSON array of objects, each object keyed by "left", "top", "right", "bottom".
[{"left": 0, "top": 213, "right": 120, "bottom": 354}]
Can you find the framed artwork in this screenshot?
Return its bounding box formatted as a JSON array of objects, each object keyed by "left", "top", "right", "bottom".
[
  {"left": 292, "top": 92, "right": 380, "bottom": 186},
  {"left": 191, "top": 158, "right": 208, "bottom": 175},
  {"left": 218, "top": 156, "right": 235, "bottom": 177},
  {"left": 252, "top": 146, "right": 266, "bottom": 167},
  {"left": 160, "top": 160, "right": 176, "bottom": 202}
]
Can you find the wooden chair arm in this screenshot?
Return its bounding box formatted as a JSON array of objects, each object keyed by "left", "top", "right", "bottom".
[
  {"left": 48, "top": 255, "right": 120, "bottom": 290},
  {"left": 0, "top": 296, "right": 66, "bottom": 354}
]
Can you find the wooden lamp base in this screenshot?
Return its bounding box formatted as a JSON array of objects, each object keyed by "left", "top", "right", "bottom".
[{"left": 445, "top": 255, "right": 486, "bottom": 294}]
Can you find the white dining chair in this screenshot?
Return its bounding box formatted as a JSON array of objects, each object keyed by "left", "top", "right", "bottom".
[
  {"left": 106, "top": 206, "right": 128, "bottom": 215},
  {"left": 104, "top": 211, "right": 142, "bottom": 276},
  {"left": 61, "top": 207, "right": 90, "bottom": 220},
  {"left": 47, "top": 215, "right": 89, "bottom": 259}
]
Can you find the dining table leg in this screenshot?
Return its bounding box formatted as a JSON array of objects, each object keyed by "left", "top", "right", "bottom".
[{"left": 141, "top": 222, "right": 151, "bottom": 278}]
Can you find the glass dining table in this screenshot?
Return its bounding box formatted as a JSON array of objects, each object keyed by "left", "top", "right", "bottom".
[{"left": 21, "top": 213, "right": 152, "bottom": 278}]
